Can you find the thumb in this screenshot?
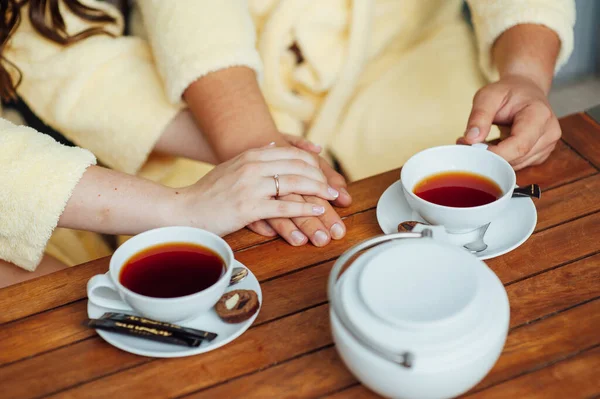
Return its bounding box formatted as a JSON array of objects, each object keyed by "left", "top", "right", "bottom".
[{"left": 464, "top": 88, "right": 504, "bottom": 144}]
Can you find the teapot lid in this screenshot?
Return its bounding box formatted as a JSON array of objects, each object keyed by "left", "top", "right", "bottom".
[{"left": 328, "top": 231, "right": 509, "bottom": 369}]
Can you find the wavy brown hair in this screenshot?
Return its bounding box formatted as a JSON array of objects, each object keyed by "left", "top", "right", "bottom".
[{"left": 0, "top": 0, "right": 117, "bottom": 102}]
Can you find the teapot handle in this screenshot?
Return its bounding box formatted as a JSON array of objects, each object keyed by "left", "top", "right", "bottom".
[{"left": 328, "top": 230, "right": 433, "bottom": 369}]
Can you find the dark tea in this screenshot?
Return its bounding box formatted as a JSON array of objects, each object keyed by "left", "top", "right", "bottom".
[
  {"left": 414, "top": 171, "right": 502, "bottom": 208},
  {"left": 119, "top": 243, "right": 225, "bottom": 298}
]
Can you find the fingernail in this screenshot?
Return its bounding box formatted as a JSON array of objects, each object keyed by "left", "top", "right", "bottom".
[
  {"left": 313, "top": 143, "right": 323, "bottom": 151},
  {"left": 290, "top": 230, "right": 306, "bottom": 245},
  {"left": 328, "top": 187, "right": 339, "bottom": 198},
  {"left": 465, "top": 127, "right": 480, "bottom": 139},
  {"left": 263, "top": 224, "right": 276, "bottom": 235},
  {"left": 330, "top": 223, "right": 345, "bottom": 239},
  {"left": 268, "top": 141, "right": 276, "bottom": 146},
  {"left": 313, "top": 230, "right": 329, "bottom": 246},
  {"left": 340, "top": 187, "right": 350, "bottom": 197},
  {"left": 313, "top": 205, "right": 325, "bottom": 215}
]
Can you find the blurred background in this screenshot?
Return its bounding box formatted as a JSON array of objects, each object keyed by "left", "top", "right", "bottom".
[{"left": 547, "top": 0, "right": 600, "bottom": 116}]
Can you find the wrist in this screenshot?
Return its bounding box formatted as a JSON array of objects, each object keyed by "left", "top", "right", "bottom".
[
  {"left": 493, "top": 24, "right": 560, "bottom": 96},
  {"left": 156, "top": 186, "right": 187, "bottom": 229},
  {"left": 499, "top": 69, "right": 552, "bottom": 96}
]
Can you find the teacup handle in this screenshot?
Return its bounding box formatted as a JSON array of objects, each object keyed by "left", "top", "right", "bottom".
[
  {"left": 471, "top": 143, "right": 489, "bottom": 150},
  {"left": 87, "top": 274, "right": 134, "bottom": 312}
]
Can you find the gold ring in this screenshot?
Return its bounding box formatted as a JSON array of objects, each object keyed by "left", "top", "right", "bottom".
[{"left": 273, "top": 174, "right": 280, "bottom": 197}]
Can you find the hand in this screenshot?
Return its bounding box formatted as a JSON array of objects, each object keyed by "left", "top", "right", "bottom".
[
  {"left": 248, "top": 136, "right": 352, "bottom": 247},
  {"left": 175, "top": 146, "right": 339, "bottom": 236},
  {"left": 458, "top": 74, "right": 561, "bottom": 170}
]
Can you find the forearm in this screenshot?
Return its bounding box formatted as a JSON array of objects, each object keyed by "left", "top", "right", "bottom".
[
  {"left": 183, "top": 66, "right": 288, "bottom": 161},
  {"left": 153, "top": 109, "right": 219, "bottom": 164},
  {"left": 492, "top": 24, "right": 561, "bottom": 94},
  {"left": 58, "top": 166, "right": 175, "bottom": 236}
]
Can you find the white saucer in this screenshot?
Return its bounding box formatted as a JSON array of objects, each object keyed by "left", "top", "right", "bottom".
[
  {"left": 376, "top": 180, "right": 537, "bottom": 260},
  {"left": 87, "top": 261, "right": 261, "bottom": 358}
]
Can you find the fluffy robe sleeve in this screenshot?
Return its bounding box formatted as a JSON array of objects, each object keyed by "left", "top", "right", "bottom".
[
  {"left": 3, "top": 0, "right": 182, "bottom": 175},
  {"left": 0, "top": 118, "right": 96, "bottom": 271},
  {"left": 467, "top": 0, "right": 576, "bottom": 81},
  {"left": 137, "top": 0, "right": 263, "bottom": 104}
]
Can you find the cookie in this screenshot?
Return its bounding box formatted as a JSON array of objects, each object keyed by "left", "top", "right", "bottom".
[
  {"left": 397, "top": 221, "right": 419, "bottom": 233},
  {"left": 215, "top": 289, "right": 260, "bottom": 324}
]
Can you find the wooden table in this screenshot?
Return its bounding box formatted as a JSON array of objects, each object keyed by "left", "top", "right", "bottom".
[{"left": 1, "top": 113, "right": 599, "bottom": 399}]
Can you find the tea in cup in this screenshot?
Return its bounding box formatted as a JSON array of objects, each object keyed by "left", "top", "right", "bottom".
[
  {"left": 87, "top": 227, "right": 234, "bottom": 322},
  {"left": 400, "top": 145, "right": 516, "bottom": 233}
]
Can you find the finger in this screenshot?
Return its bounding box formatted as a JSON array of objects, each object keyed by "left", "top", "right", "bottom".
[
  {"left": 319, "top": 157, "right": 352, "bottom": 207},
  {"left": 246, "top": 220, "right": 277, "bottom": 237},
  {"left": 512, "top": 143, "right": 556, "bottom": 171},
  {"left": 270, "top": 194, "right": 331, "bottom": 247},
  {"left": 464, "top": 86, "right": 507, "bottom": 144},
  {"left": 257, "top": 199, "right": 327, "bottom": 220},
  {"left": 255, "top": 159, "right": 326, "bottom": 183},
  {"left": 487, "top": 104, "right": 549, "bottom": 163},
  {"left": 267, "top": 217, "right": 309, "bottom": 246},
  {"left": 510, "top": 116, "right": 561, "bottom": 166},
  {"left": 262, "top": 175, "right": 339, "bottom": 200},
  {"left": 244, "top": 147, "right": 319, "bottom": 168},
  {"left": 282, "top": 134, "right": 322, "bottom": 154},
  {"left": 299, "top": 195, "right": 346, "bottom": 240}
]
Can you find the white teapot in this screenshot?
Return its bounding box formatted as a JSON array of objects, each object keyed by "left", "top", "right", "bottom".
[{"left": 328, "top": 230, "right": 509, "bottom": 399}]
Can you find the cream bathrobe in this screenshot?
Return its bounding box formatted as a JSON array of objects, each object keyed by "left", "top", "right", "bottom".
[{"left": 2, "top": 0, "right": 574, "bottom": 271}]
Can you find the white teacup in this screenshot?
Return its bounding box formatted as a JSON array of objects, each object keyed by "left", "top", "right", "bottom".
[
  {"left": 87, "top": 226, "right": 234, "bottom": 322},
  {"left": 400, "top": 144, "right": 516, "bottom": 233}
]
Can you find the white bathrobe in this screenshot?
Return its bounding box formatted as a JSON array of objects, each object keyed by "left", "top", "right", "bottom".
[{"left": 1, "top": 0, "right": 575, "bottom": 270}]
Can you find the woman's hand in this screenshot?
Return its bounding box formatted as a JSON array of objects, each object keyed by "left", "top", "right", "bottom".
[
  {"left": 247, "top": 135, "right": 352, "bottom": 246},
  {"left": 175, "top": 146, "right": 340, "bottom": 236}
]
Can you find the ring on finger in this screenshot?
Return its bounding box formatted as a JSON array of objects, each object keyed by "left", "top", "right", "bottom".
[{"left": 273, "top": 174, "right": 280, "bottom": 197}]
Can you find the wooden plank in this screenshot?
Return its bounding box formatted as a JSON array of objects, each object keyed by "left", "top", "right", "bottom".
[
  {"left": 486, "top": 212, "right": 600, "bottom": 284},
  {"left": 43, "top": 275, "right": 600, "bottom": 399},
  {"left": 472, "top": 299, "right": 600, "bottom": 391},
  {"left": 0, "top": 258, "right": 107, "bottom": 324},
  {"left": 0, "top": 260, "right": 332, "bottom": 367},
  {"left": 323, "top": 385, "right": 376, "bottom": 399},
  {"left": 560, "top": 113, "right": 600, "bottom": 169},
  {"left": 464, "top": 347, "right": 600, "bottom": 399},
  {"left": 185, "top": 347, "right": 354, "bottom": 399},
  {"left": 335, "top": 169, "right": 399, "bottom": 217},
  {"left": 255, "top": 260, "right": 330, "bottom": 324},
  {"left": 0, "top": 338, "right": 153, "bottom": 399},
  {"left": 0, "top": 301, "right": 91, "bottom": 365},
  {"left": 235, "top": 210, "right": 381, "bottom": 281},
  {"left": 535, "top": 174, "right": 600, "bottom": 231},
  {"left": 41, "top": 305, "right": 332, "bottom": 399},
  {"left": 515, "top": 140, "right": 596, "bottom": 189},
  {"left": 507, "top": 253, "right": 600, "bottom": 328},
  {"left": 42, "top": 261, "right": 600, "bottom": 397},
  {"left": 185, "top": 254, "right": 600, "bottom": 399},
  {"left": 234, "top": 298, "right": 600, "bottom": 399},
  {"left": 240, "top": 209, "right": 600, "bottom": 286},
  {"left": 2, "top": 209, "right": 598, "bottom": 373}
]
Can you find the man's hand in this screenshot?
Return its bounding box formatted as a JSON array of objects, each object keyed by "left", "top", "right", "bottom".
[
  {"left": 283, "top": 133, "right": 351, "bottom": 207},
  {"left": 459, "top": 24, "right": 562, "bottom": 170},
  {"left": 459, "top": 74, "right": 561, "bottom": 170}
]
